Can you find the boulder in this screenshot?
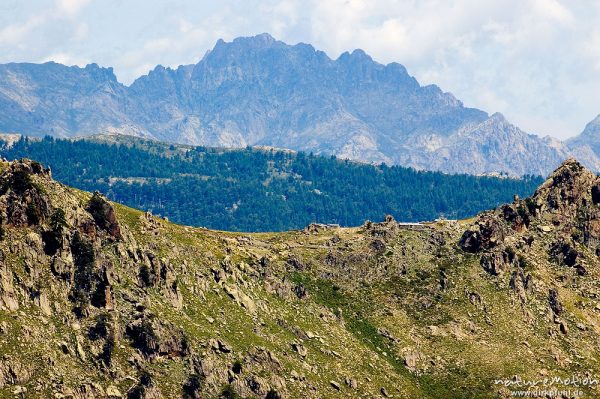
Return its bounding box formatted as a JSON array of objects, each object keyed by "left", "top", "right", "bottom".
[
  {"left": 87, "top": 192, "right": 122, "bottom": 240},
  {"left": 106, "top": 385, "right": 123, "bottom": 398},
  {"left": 223, "top": 284, "right": 257, "bottom": 314},
  {"left": 459, "top": 215, "right": 505, "bottom": 253},
  {"left": 125, "top": 314, "right": 189, "bottom": 359},
  {"left": 345, "top": 377, "right": 358, "bottom": 389},
  {"left": 550, "top": 240, "right": 579, "bottom": 267},
  {"left": 480, "top": 248, "right": 517, "bottom": 276},
  {"left": 0, "top": 358, "right": 32, "bottom": 388},
  {"left": 291, "top": 342, "right": 307, "bottom": 358},
  {"left": 548, "top": 289, "right": 563, "bottom": 316},
  {"left": 126, "top": 372, "right": 162, "bottom": 399},
  {"left": 1, "top": 160, "right": 51, "bottom": 227}
]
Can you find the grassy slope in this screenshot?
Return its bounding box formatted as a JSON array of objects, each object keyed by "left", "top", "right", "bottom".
[{"left": 0, "top": 165, "right": 599, "bottom": 398}]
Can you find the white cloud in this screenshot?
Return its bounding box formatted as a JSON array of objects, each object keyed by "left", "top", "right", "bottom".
[
  {"left": 56, "top": 0, "right": 90, "bottom": 17},
  {"left": 0, "top": 13, "right": 48, "bottom": 45},
  {"left": 0, "top": 0, "right": 90, "bottom": 46},
  {"left": 73, "top": 22, "right": 89, "bottom": 40},
  {"left": 529, "top": 0, "right": 574, "bottom": 25}
]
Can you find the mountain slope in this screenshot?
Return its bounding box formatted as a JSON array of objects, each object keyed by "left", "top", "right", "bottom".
[
  {"left": 567, "top": 114, "right": 600, "bottom": 158},
  {"left": 0, "top": 34, "right": 594, "bottom": 176},
  {"left": 0, "top": 62, "right": 136, "bottom": 137},
  {"left": 1, "top": 159, "right": 600, "bottom": 397},
  {"left": 394, "top": 112, "right": 597, "bottom": 176},
  {"left": 0, "top": 134, "right": 544, "bottom": 231}
]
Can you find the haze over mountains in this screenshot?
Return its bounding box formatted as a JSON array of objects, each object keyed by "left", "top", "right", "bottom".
[{"left": 1, "top": 33, "right": 599, "bottom": 176}]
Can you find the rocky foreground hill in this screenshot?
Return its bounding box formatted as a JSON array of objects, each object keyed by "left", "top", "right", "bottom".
[
  {"left": 1, "top": 34, "right": 599, "bottom": 176},
  {"left": 1, "top": 158, "right": 600, "bottom": 398}
]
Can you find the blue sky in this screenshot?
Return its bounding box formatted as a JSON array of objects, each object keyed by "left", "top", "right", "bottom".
[{"left": 0, "top": 0, "right": 599, "bottom": 139}]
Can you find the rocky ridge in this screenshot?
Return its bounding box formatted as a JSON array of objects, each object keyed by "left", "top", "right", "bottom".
[{"left": 0, "top": 158, "right": 600, "bottom": 397}]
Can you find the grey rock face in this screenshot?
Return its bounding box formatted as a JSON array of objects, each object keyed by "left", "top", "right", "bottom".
[
  {"left": 0, "top": 62, "right": 139, "bottom": 138},
  {"left": 567, "top": 115, "right": 600, "bottom": 165},
  {"left": 0, "top": 33, "right": 597, "bottom": 176}
]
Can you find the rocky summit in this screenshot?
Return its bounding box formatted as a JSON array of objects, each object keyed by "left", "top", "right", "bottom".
[
  {"left": 1, "top": 158, "right": 600, "bottom": 398},
  {"left": 1, "top": 34, "right": 599, "bottom": 176}
]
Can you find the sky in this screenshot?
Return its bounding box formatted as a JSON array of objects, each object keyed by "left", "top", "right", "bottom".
[{"left": 0, "top": 0, "right": 599, "bottom": 140}]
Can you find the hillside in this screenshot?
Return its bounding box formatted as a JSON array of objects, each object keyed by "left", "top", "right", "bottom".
[
  {"left": 0, "top": 134, "right": 544, "bottom": 232},
  {"left": 1, "top": 34, "right": 597, "bottom": 176},
  {"left": 1, "top": 158, "right": 600, "bottom": 398}
]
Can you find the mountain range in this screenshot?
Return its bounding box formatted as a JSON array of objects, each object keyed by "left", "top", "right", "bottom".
[{"left": 1, "top": 33, "right": 600, "bottom": 176}]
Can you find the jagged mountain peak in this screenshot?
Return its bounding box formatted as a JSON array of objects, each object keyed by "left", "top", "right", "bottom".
[
  {"left": 0, "top": 61, "right": 118, "bottom": 83},
  {"left": 210, "top": 33, "right": 287, "bottom": 54},
  {"left": 233, "top": 32, "right": 278, "bottom": 45},
  {"left": 488, "top": 112, "right": 507, "bottom": 122},
  {"left": 467, "top": 113, "right": 510, "bottom": 131},
  {"left": 1, "top": 34, "right": 598, "bottom": 176},
  {"left": 565, "top": 115, "right": 600, "bottom": 166},
  {"left": 336, "top": 48, "right": 374, "bottom": 63},
  {"left": 582, "top": 114, "right": 600, "bottom": 136}
]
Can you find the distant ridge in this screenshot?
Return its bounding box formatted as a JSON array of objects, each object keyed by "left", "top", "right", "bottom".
[
  {"left": 0, "top": 33, "right": 599, "bottom": 176},
  {"left": 0, "top": 133, "right": 543, "bottom": 232}
]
